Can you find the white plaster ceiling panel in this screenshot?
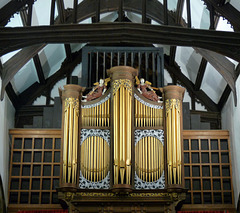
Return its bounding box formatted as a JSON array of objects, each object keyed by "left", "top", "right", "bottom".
[
  {"left": 100, "top": 12, "right": 118, "bottom": 22},
  {"left": 164, "top": 69, "right": 172, "bottom": 85},
  {"left": 190, "top": 0, "right": 210, "bottom": 29},
  {"left": 11, "top": 59, "right": 38, "bottom": 94},
  {"left": 0, "top": 0, "right": 10, "bottom": 9},
  {"left": 51, "top": 78, "right": 67, "bottom": 100},
  {"left": 39, "top": 44, "right": 66, "bottom": 79},
  {"left": 126, "top": 12, "right": 142, "bottom": 23},
  {"left": 216, "top": 16, "right": 234, "bottom": 32},
  {"left": 64, "top": 0, "right": 73, "bottom": 9},
  {"left": 167, "top": 0, "right": 178, "bottom": 12},
  {"left": 70, "top": 43, "right": 86, "bottom": 53},
  {"left": 1, "top": 13, "right": 23, "bottom": 63},
  {"left": 6, "top": 13, "right": 23, "bottom": 27},
  {"left": 0, "top": 49, "right": 21, "bottom": 64},
  {"left": 201, "top": 63, "right": 227, "bottom": 103},
  {"left": 230, "top": 0, "right": 240, "bottom": 11},
  {"left": 33, "top": 96, "right": 46, "bottom": 106},
  {"left": 72, "top": 63, "right": 82, "bottom": 78},
  {"left": 182, "top": 1, "right": 188, "bottom": 24},
  {"left": 32, "top": 0, "right": 51, "bottom": 26},
  {"left": 175, "top": 47, "right": 192, "bottom": 81},
  {"left": 185, "top": 49, "right": 202, "bottom": 83}
]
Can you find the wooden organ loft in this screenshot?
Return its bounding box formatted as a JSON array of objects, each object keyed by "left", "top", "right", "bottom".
[{"left": 7, "top": 48, "right": 235, "bottom": 213}]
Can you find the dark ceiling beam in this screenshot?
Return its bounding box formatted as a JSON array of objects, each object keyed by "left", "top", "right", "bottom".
[
  {"left": 26, "top": 0, "right": 33, "bottom": 26},
  {"left": 175, "top": 0, "right": 185, "bottom": 25},
  {"left": 50, "top": 0, "right": 56, "bottom": 25},
  {"left": 118, "top": 0, "right": 123, "bottom": 22},
  {"left": 142, "top": 0, "right": 146, "bottom": 23},
  {"left": 20, "top": 8, "right": 46, "bottom": 86},
  {"left": 218, "top": 85, "right": 231, "bottom": 111},
  {"left": 169, "top": 0, "right": 184, "bottom": 66},
  {"left": 186, "top": 0, "right": 191, "bottom": 28},
  {"left": 194, "top": 14, "right": 219, "bottom": 91},
  {"left": 5, "top": 83, "right": 20, "bottom": 109},
  {"left": 56, "top": 0, "right": 73, "bottom": 83},
  {"left": 64, "top": 44, "right": 72, "bottom": 61},
  {"left": 96, "top": 0, "right": 100, "bottom": 22},
  {"left": 1, "top": 23, "right": 240, "bottom": 61},
  {"left": 163, "top": 0, "right": 168, "bottom": 25},
  {"left": 164, "top": 55, "right": 219, "bottom": 112},
  {"left": 194, "top": 58, "right": 207, "bottom": 91},
  {"left": 203, "top": 0, "right": 240, "bottom": 31},
  {"left": 194, "top": 47, "right": 237, "bottom": 105},
  {"left": 73, "top": 0, "right": 78, "bottom": 23},
  {"left": 56, "top": 0, "right": 66, "bottom": 23},
  {"left": 218, "top": 63, "right": 240, "bottom": 110},
  {"left": 0, "top": 0, "right": 34, "bottom": 26},
  {"left": 209, "top": 4, "right": 215, "bottom": 30},
  {"left": 33, "top": 56, "right": 46, "bottom": 85},
  {"left": 18, "top": 49, "right": 82, "bottom": 106},
  {"left": 67, "top": 0, "right": 175, "bottom": 25},
  {"left": 0, "top": 44, "right": 46, "bottom": 100},
  {"left": 0, "top": 60, "right": 2, "bottom": 78}
]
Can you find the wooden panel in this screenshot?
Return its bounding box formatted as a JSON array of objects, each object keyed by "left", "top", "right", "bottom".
[
  {"left": 8, "top": 129, "right": 62, "bottom": 211},
  {"left": 182, "top": 130, "right": 234, "bottom": 211}
]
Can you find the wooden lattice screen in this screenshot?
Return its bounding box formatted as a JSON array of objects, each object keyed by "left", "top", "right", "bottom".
[
  {"left": 182, "top": 130, "right": 235, "bottom": 212},
  {"left": 8, "top": 129, "right": 62, "bottom": 213}
]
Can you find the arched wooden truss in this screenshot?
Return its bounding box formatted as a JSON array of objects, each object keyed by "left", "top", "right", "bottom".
[{"left": 0, "top": 0, "right": 240, "bottom": 112}]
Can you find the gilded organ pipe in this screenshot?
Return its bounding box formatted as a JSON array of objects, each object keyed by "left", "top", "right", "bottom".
[
  {"left": 163, "top": 85, "right": 185, "bottom": 186},
  {"left": 108, "top": 66, "right": 137, "bottom": 187},
  {"left": 135, "top": 137, "right": 164, "bottom": 182},
  {"left": 134, "top": 97, "right": 163, "bottom": 128},
  {"left": 60, "top": 85, "right": 82, "bottom": 187},
  {"left": 81, "top": 95, "right": 110, "bottom": 128}
]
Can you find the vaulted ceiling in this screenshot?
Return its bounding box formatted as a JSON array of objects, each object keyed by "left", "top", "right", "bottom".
[{"left": 0, "top": 0, "right": 240, "bottom": 112}]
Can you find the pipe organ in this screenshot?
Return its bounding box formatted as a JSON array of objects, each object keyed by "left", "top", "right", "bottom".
[{"left": 59, "top": 66, "right": 186, "bottom": 212}]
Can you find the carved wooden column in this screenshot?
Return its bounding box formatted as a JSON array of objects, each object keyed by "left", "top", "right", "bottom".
[
  {"left": 163, "top": 85, "right": 185, "bottom": 187},
  {"left": 60, "top": 84, "right": 83, "bottom": 187},
  {"left": 107, "top": 66, "right": 138, "bottom": 190}
]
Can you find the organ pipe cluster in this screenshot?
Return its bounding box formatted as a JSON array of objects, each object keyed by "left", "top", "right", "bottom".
[
  {"left": 163, "top": 85, "right": 185, "bottom": 185},
  {"left": 108, "top": 66, "right": 138, "bottom": 187},
  {"left": 135, "top": 98, "right": 163, "bottom": 127},
  {"left": 135, "top": 137, "right": 164, "bottom": 182},
  {"left": 81, "top": 136, "right": 110, "bottom": 182},
  {"left": 81, "top": 96, "right": 110, "bottom": 127},
  {"left": 60, "top": 85, "right": 83, "bottom": 186}
]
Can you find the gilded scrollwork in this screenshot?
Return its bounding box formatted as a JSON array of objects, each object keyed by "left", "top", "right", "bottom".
[
  {"left": 165, "top": 99, "right": 180, "bottom": 114},
  {"left": 65, "top": 97, "right": 80, "bottom": 115},
  {"left": 112, "top": 79, "right": 132, "bottom": 96}
]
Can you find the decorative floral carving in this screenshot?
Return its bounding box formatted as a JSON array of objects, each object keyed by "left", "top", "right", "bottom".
[
  {"left": 134, "top": 171, "right": 165, "bottom": 190},
  {"left": 134, "top": 129, "right": 164, "bottom": 146},
  {"left": 79, "top": 171, "right": 110, "bottom": 189},
  {"left": 80, "top": 129, "right": 110, "bottom": 145}
]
